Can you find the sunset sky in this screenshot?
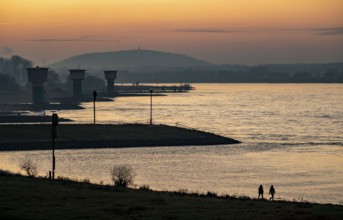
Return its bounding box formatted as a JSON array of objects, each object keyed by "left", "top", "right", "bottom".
[{"left": 1, "top": 0, "right": 342, "bottom": 65}]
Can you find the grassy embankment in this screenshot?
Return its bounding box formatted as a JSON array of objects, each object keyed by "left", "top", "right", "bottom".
[
  {"left": 0, "top": 173, "right": 342, "bottom": 220},
  {"left": 0, "top": 124, "right": 239, "bottom": 151}
]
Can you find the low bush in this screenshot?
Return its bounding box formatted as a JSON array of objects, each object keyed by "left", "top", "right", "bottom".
[
  {"left": 139, "top": 184, "right": 150, "bottom": 190},
  {"left": 19, "top": 158, "right": 38, "bottom": 177},
  {"left": 110, "top": 164, "right": 135, "bottom": 187}
]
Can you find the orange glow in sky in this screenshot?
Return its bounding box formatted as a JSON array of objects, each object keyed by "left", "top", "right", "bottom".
[{"left": 1, "top": 0, "right": 342, "bottom": 64}]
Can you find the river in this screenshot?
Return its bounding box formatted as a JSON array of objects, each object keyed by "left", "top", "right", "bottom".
[{"left": 0, "top": 84, "right": 342, "bottom": 204}]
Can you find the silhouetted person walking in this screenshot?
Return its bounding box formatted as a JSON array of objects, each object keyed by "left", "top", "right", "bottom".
[
  {"left": 269, "top": 185, "right": 276, "bottom": 201},
  {"left": 258, "top": 185, "right": 264, "bottom": 199}
]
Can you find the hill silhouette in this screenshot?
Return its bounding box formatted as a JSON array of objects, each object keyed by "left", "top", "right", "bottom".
[
  {"left": 41, "top": 50, "right": 343, "bottom": 83},
  {"left": 49, "top": 49, "right": 210, "bottom": 70}
]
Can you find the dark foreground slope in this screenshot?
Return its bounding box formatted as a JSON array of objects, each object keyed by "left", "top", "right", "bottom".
[
  {"left": 0, "top": 174, "right": 342, "bottom": 220},
  {"left": 0, "top": 124, "right": 239, "bottom": 151}
]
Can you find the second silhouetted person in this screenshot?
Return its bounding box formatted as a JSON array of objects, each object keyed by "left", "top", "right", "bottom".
[{"left": 269, "top": 185, "right": 276, "bottom": 201}]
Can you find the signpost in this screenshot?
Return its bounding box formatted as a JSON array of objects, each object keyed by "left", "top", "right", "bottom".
[
  {"left": 150, "top": 90, "right": 153, "bottom": 125},
  {"left": 43, "top": 90, "right": 46, "bottom": 116},
  {"left": 93, "top": 90, "right": 97, "bottom": 125},
  {"left": 51, "top": 113, "right": 59, "bottom": 180}
]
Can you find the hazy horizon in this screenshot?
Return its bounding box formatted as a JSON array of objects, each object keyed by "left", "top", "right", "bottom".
[{"left": 1, "top": 0, "right": 343, "bottom": 65}]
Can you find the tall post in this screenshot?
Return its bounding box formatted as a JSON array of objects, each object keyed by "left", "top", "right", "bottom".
[
  {"left": 43, "top": 90, "right": 46, "bottom": 116},
  {"left": 93, "top": 90, "right": 97, "bottom": 125},
  {"left": 51, "top": 113, "right": 59, "bottom": 180},
  {"left": 52, "top": 130, "right": 55, "bottom": 180},
  {"left": 150, "top": 89, "right": 153, "bottom": 125}
]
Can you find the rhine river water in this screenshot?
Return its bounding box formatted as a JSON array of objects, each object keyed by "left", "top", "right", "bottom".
[{"left": 0, "top": 84, "right": 342, "bottom": 204}]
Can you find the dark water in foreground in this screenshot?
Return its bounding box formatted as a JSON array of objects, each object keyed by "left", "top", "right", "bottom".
[{"left": 1, "top": 84, "right": 342, "bottom": 204}]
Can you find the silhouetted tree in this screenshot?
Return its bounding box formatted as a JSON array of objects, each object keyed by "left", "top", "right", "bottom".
[
  {"left": 0, "top": 57, "right": 12, "bottom": 74},
  {"left": 83, "top": 75, "right": 105, "bottom": 91},
  {"left": 0, "top": 74, "right": 20, "bottom": 91},
  {"left": 10, "top": 55, "right": 33, "bottom": 84},
  {"left": 47, "top": 69, "right": 63, "bottom": 89},
  {"left": 0, "top": 55, "right": 33, "bottom": 84}
]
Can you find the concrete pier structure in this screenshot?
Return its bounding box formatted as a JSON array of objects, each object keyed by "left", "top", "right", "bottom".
[
  {"left": 104, "top": 70, "right": 118, "bottom": 93},
  {"left": 27, "top": 67, "right": 49, "bottom": 105},
  {"left": 69, "top": 69, "right": 85, "bottom": 97}
]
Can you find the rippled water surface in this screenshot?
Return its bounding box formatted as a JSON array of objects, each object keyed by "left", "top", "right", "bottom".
[{"left": 1, "top": 84, "right": 342, "bottom": 204}]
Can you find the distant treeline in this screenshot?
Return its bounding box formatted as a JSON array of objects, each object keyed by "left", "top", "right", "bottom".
[{"left": 114, "top": 64, "right": 343, "bottom": 83}]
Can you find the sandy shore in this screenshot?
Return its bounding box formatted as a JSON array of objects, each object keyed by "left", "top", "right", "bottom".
[{"left": 0, "top": 124, "right": 240, "bottom": 151}]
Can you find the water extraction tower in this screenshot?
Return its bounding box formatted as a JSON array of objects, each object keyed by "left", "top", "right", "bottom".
[
  {"left": 69, "top": 69, "right": 85, "bottom": 97},
  {"left": 27, "top": 66, "right": 49, "bottom": 105},
  {"left": 104, "top": 70, "right": 118, "bottom": 93}
]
